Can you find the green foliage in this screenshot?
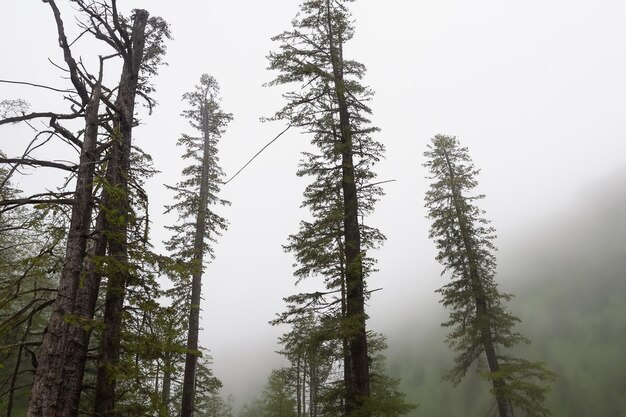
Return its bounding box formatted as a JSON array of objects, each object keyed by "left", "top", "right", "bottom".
[
  {"left": 199, "top": 393, "right": 234, "bottom": 417},
  {"left": 138, "top": 15, "right": 172, "bottom": 97},
  {"left": 486, "top": 358, "right": 555, "bottom": 417},
  {"left": 0, "top": 167, "right": 66, "bottom": 416},
  {"left": 261, "top": 369, "right": 298, "bottom": 417},
  {"left": 165, "top": 74, "right": 231, "bottom": 264},
  {"left": 365, "top": 335, "right": 417, "bottom": 417},
  {"left": 386, "top": 215, "right": 626, "bottom": 417},
  {"left": 424, "top": 134, "right": 555, "bottom": 416},
  {"left": 272, "top": 307, "right": 414, "bottom": 417},
  {"left": 267, "top": 2, "right": 402, "bottom": 416},
  {"left": 268, "top": 0, "right": 384, "bottom": 355},
  {"left": 239, "top": 398, "right": 264, "bottom": 417}
]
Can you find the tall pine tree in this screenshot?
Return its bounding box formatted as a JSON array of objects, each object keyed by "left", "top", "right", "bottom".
[
  {"left": 165, "top": 74, "right": 231, "bottom": 417},
  {"left": 424, "top": 134, "right": 555, "bottom": 417},
  {"left": 267, "top": 2, "right": 385, "bottom": 414}
]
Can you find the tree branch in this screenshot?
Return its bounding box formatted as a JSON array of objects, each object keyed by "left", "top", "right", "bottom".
[
  {"left": 0, "top": 158, "right": 77, "bottom": 172},
  {"left": 0, "top": 79, "right": 74, "bottom": 94},
  {"left": 44, "top": 0, "right": 90, "bottom": 104},
  {"left": 0, "top": 111, "right": 81, "bottom": 126}
]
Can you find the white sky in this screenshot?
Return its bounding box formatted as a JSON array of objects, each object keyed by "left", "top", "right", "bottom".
[{"left": 1, "top": 0, "right": 625, "bottom": 405}]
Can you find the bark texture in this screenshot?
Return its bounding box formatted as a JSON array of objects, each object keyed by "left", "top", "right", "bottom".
[
  {"left": 325, "top": 2, "right": 371, "bottom": 413},
  {"left": 94, "top": 10, "right": 149, "bottom": 416},
  {"left": 180, "top": 104, "right": 211, "bottom": 417},
  {"left": 26, "top": 90, "right": 101, "bottom": 417},
  {"left": 26, "top": 5, "right": 102, "bottom": 412}
]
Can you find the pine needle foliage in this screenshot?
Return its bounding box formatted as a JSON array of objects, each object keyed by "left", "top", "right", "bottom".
[
  {"left": 164, "top": 74, "right": 231, "bottom": 417},
  {"left": 267, "top": 2, "right": 389, "bottom": 415},
  {"left": 424, "top": 134, "right": 555, "bottom": 417},
  {"left": 165, "top": 74, "right": 231, "bottom": 264}
]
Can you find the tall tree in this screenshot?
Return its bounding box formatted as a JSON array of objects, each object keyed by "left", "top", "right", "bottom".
[
  {"left": 92, "top": 9, "right": 151, "bottom": 415},
  {"left": 23, "top": 0, "right": 107, "bottom": 414},
  {"left": 165, "top": 74, "right": 231, "bottom": 417},
  {"left": 424, "top": 134, "right": 555, "bottom": 417},
  {"left": 267, "top": 1, "right": 384, "bottom": 414},
  {"left": 0, "top": 1, "right": 171, "bottom": 416}
]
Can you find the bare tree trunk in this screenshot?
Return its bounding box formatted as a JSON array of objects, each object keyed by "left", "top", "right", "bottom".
[
  {"left": 309, "top": 365, "right": 314, "bottom": 417},
  {"left": 180, "top": 104, "right": 212, "bottom": 417},
  {"left": 482, "top": 330, "right": 510, "bottom": 417},
  {"left": 336, "top": 231, "right": 351, "bottom": 417},
  {"left": 296, "top": 355, "right": 302, "bottom": 417},
  {"left": 6, "top": 316, "right": 33, "bottom": 417},
  {"left": 94, "top": 10, "right": 148, "bottom": 416},
  {"left": 93, "top": 128, "right": 130, "bottom": 416},
  {"left": 162, "top": 354, "right": 172, "bottom": 415},
  {"left": 325, "top": 3, "right": 370, "bottom": 415},
  {"left": 302, "top": 353, "right": 307, "bottom": 416},
  {"left": 27, "top": 77, "right": 102, "bottom": 417}
]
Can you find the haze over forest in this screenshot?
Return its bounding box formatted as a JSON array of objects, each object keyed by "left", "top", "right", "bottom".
[{"left": 1, "top": 1, "right": 624, "bottom": 417}]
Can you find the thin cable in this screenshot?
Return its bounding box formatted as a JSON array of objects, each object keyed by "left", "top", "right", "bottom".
[{"left": 223, "top": 124, "right": 292, "bottom": 185}]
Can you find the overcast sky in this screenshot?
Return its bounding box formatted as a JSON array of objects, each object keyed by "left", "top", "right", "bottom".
[{"left": 1, "top": 0, "right": 625, "bottom": 405}]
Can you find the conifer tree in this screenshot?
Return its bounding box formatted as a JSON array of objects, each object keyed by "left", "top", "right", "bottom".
[
  {"left": 424, "top": 134, "right": 555, "bottom": 417},
  {"left": 267, "top": 1, "right": 385, "bottom": 414},
  {"left": 165, "top": 74, "right": 231, "bottom": 417},
  {"left": 261, "top": 369, "right": 298, "bottom": 417},
  {"left": 272, "top": 315, "right": 414, "bottom": 417}
]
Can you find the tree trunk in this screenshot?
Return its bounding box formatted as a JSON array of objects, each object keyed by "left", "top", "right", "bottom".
[
  {"left": 296, "top": 356, "right": 302, "bottom": 417},
  {"left": 180, "top": 104, "right": 212, "bottom": 417},
  {"left": 94, "top": 10, "right": 149, "bottom": 416},
  {"left": 6, "top": 316, "right": 33, "bottom": 417},
  {"left": 162, "top": 354, "right": 172, "bottom": 415},
  {"left": 325, "top": 3, "right": 370, "bottom": 415},
  {"left": 442, "top": 148, "right": 510, "bottom": 417},
  {"left": 309, "top": 359, "right": 315, "bottom": 417},
  {"left": 27, "top": 80, "right": 102, "bottom": 417},
  {"left": 302, "top": 354, "right": 307, "bottom": 417},
  {"left": 337, "top": 231, "right": 352, "bottom": 417}
]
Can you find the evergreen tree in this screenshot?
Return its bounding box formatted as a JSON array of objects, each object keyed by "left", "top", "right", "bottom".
[
  {"left": 267, "top": 1, "right": 385, "bottom": 414},
  {"left": 261, "top": 369, "right": 298, "bottom": 417},
  {"left": 364, "top": 334, "right": 416, "bottom": 417},
  {"left": 271, "top": 318, "right": 414, "bottom": 417},
  {"left": 0, "top": 162, "right": 65, "bottom": 417},
  {"left": 165, "top": 74, "right": 231, "bottom": 417},
  {"left": 424, "top": 134, "right": 555, "bottom": 417}
]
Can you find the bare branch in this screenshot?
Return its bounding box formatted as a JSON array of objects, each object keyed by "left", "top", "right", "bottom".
[
  {"left": 0, "top": 192, "right": 75, "bottom": 211},
  {"left": 0, "top": 158, "right": 77, "bottom": 172},
  {"left": 50, "top": 117, "right": 83, "bottom": 149},
  {"left": 44, "top": 0, "right": 90, "bottom": 103},
  {"left": 0, "top": 111, "right": 81, "bottom": 126},
  {"left": 47, "top": 57, "right": 70, "bottom": 73},
  {"left": 358, "top": 179, "right": 396, "bottom": 190},
  {"left": 0, "top": 79, "right": 74, "bottom": 94}
]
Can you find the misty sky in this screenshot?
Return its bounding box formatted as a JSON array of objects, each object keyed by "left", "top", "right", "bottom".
[{"left": 1, "top": 0, "right": 625, "bottom": 404}]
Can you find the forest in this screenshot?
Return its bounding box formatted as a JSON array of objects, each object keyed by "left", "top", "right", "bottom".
[{"left": 1, "top": 1, "right": 625, "bottom": 417}]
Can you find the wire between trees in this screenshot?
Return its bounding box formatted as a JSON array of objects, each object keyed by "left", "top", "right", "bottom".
[{"left": 223, "top": 124, "right": 291, "bottom": 185}]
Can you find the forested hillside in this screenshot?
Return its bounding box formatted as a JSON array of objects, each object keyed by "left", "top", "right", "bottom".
[
  {"left": 1, "top": 1, "right": 624, "bottom": 417},
  {"left": 387, "top": 173, "right": 626, "bottom": 416}
]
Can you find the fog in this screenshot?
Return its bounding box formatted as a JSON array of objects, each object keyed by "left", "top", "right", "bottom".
[
  {"left": 385, "top": 169, "right": 626, "bottom": 415},
  {"left": 1, "top": 0, "right": 625, "bottom": 413}
]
